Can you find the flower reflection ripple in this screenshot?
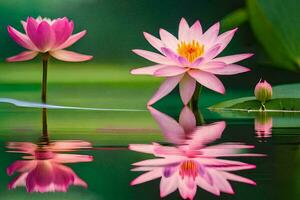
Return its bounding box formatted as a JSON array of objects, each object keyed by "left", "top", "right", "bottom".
[
  {"left": 130, "top": 106, "right": 263, "bottom": 200},
  {"left": 7, "top": 140, "right": 93, "bottom": 193}
]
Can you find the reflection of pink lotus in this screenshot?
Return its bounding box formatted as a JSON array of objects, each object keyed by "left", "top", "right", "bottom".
[
  {"left": 149, "top": 106, "right": 200, "bottom": 144},
  {"left": 131, "top": 18, "right": 252, "bottom": 105},
  {"left": 129, "top": 122, "right": 263, "bottom": 199},
  {"left": 255, "top": 116, "right": 273, "bottom": 138},
  {"left": 7, "top": 140, "right": 93, "bottom": 193},
  {"left": 7, "top": 17, "right": 92, "bottom": 62}
]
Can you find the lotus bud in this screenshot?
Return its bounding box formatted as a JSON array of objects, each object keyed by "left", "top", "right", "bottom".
[{"left": 254, "top": 80, "right": 272, "bottom": 104}]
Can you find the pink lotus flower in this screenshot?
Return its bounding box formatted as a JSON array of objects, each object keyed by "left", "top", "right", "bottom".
[
  {"left": 7, "top": 16, "right": 92, "bottom": 62},
  {"left": 7, "top": 140, "right": 93, "bottom": 193},
  {"left": 131, "top": 18, "right": 253, "bottom": 105},
  {"left": 129, "top": 121, "right": 263, "bottom": 199}
]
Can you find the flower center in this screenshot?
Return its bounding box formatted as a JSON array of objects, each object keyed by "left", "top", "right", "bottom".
[
  {"left": 177, "top": 40, "right": 204, "bottom": 63},
  {"left": 179, "top": 160, "right": 198, "bottom": 179}
]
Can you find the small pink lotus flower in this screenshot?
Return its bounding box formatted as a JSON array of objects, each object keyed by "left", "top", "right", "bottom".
[
  {"left": 129, "top": 122, "right": 263, "bottom": 199},
  {"left": 7, "top": 16, "right": 93, "bottom": 103},
  {"left": 254, "top": 79, "right": 272, "bottom": 104},
  {"left": 7, "top": 16, "right": 92, "bottom": 62},
  {"left": 7, "top": 140, "right": 93, "bottom": 193},
  {"left": 131, "top": 18, "right": 253, "bottom": 105}
]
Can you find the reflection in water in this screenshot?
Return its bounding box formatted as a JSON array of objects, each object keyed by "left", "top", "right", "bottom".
[
  {"left": 130, "top": 106, "right": 263, "bottom": 200},
  {"left": 255, "top": 113, "right": 273, "bottom": 140},
  {"left": 6, "top": 108, "right": 93, "bottom": 193},
  {"left": 148, "top": 106, "right": 204, "bottom": 144}
]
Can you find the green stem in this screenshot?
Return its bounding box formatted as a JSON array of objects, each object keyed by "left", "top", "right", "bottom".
[
  {"left": 41, "top": 54, "right": 49, "bottom": 104},
  {"left": 39, "top": 108, "right": 49, "bottom": 145},
  {"left": 188, "top": 84, "right": 205, "bottom": 125},
  {"left": 192, "top": 108, "right": 205, "bottom": 126},
  {"left": 189, "top": 84, "right": 201, "bottom": 110}
]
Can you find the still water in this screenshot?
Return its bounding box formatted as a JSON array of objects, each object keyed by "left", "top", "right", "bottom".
[{"left": 0, "top": 100, "right": 299, "bottom": 200}]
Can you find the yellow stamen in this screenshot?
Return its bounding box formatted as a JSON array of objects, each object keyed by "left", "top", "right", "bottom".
[
  {"left": 179, "top": 160, "right": 198, "bottom": 179},
  {"left": 177, "top": 40, "right": 204, "bottom": 63}
]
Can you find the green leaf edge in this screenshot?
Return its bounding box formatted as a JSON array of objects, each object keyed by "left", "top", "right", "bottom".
[{"left": 209, "top": 97, "right": 300, "bottom": 113}]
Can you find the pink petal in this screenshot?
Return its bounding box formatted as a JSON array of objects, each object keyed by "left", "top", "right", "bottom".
[
  {"left": 148, "top": 75, "right": 183, "bottom": 105},
  {"left": 178, "top": 56, "right": 189, "bottom": 66},
  {"left": 201, "top": 22, "right": 220, "bottom": 47},
  {"left": 52, "top": 17, "right": 73, "bottom": 47},
  {"left": 188, "top": 121, "right": 226, "bottom": 149},
  {"left": 213, "top": 53, "right": 254, "bottom": 64},
  {"left": 221, "top": 172, "right": 256, "bottom": 185},
  {"left": 191, "top": 57, "right": 204, "bottom": 67},
  {"left": 179, "top": 75, "right": 196, "bottom": 105},
  {"left": 148, "top": 106, "right": 185, "bottom": 144},
  {"left": 131, "top": 64, "right": 166, "bottom": 75},
  {"left": 204, "top": 44, "right": 221, "bottom": 61},
  {"left": 189, "top": 20, "right": 202, "bottom": 41},
  {"left": 129, "top": 144, "right": 155, "bottom": 154},
  {"left": 143, "top": 32, "right": 164, "bottom": 53},
  {"left": 132, "top": 49, "right": 172, "bottom": 65},
  {"left": 51, "top": 140, "right": 91, "bottom": 150},
  {"left": 21, "top": 20, "right": 27, "bottom": 33},
  {"left": 8, "top": 173, "right": 28, "bottom": 189},
  {"left": 53, "top": 165, "right": 75, "bottom": 187},
  {"left": 161, "top": 47, "right": 180, "bottom": 63},
  {"left": 179, "top": 106, "right": 196, "bottom": 133},
  {"left": 74, "top": 176, "right": 88, "bottom": 188},
  {"left": 214, "top": 165, "right": 256, "bottom": 171},
  {"left": 54, "top": 154, "right": 93, "bottom": 163},
  {"left": 32, "top": 21, "right": 55, "bottom": 52},
  {"left": 133, "top": 158, "right": 182, "bottom": 167},
  {"left": 6, "top": 51, "right": 38, "bottom": 62},
  {"left": 188, "top": 70, "right": 225, "bottom": 94},
  {"left": 50, "top": 50, "right": 92, "bottom": 62},
  {"left": 178, "top": 176, "right": 197, "bottom": 199},
  {"left": 7, "top": 26, "right": 36, "bottom": 50},
  {"left": 56, "top": 30, "right": 87, "bottom": 50},
  {"left": 154, "top": 66, "right": 187, "bottom": 77},
  {"left": 159, "top": 29, "right": 178, "bottom": 51},
  {"left": 196, "top": 175, "right": 220, "bottom": 196},
  {"left": 131, "top": 168, "right": 162, "bottom": 185},
  {"left": 160, "top": 173, "right": 178, "bottom": 197},
  {"left": 215, "top": 28, "right": 238, "bottom": 55},
  {"left": 7, "top": 160, "right": 35, "bottom": 175},
  {"left": 201, "top": 61, "right": 226, "bottom": 70},
  {"left": 26, "top": 17, "right": 39, "bottom": 41},
  {"left": 178, "top": 17, "right": 190, "bottom": 41},
  {"left": 131, "top": 167, "right": 156, "bottom": 172},
  {"left": 26, "top": 162, "right": 54, "bottom": 192},
  {"left": 208, "top": 169, "right": 234, "bottom": 194},
  {"left": 153, "top": 146, "right": 184, "bottom": 156},
  {"left": 202, "top": 64, "right": 250, "bottom": 75},
  {"left": 7, "top": 142, "right": 37, "bottom": 153}
]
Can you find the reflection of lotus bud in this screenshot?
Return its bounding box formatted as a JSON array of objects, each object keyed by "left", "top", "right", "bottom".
[
  {"left": 255, "top": 114, "right": 272, "bottom": 139},
  {"left": 254, "top": 80, "right": 272, "bottom": 103}
]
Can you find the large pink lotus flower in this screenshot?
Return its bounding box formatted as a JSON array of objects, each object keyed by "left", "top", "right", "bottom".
[
  {"left": 129, "top": 122, "right": 263, "bottom": 199},
  {"left": 7, "top": 16, "right": 92, "bottom": 62},
  {"left": 7, "top": 140, "right": 93, "bottom": 193},
  {"left": 131, "top": 18, "right": 253, "bottom": 105}
]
